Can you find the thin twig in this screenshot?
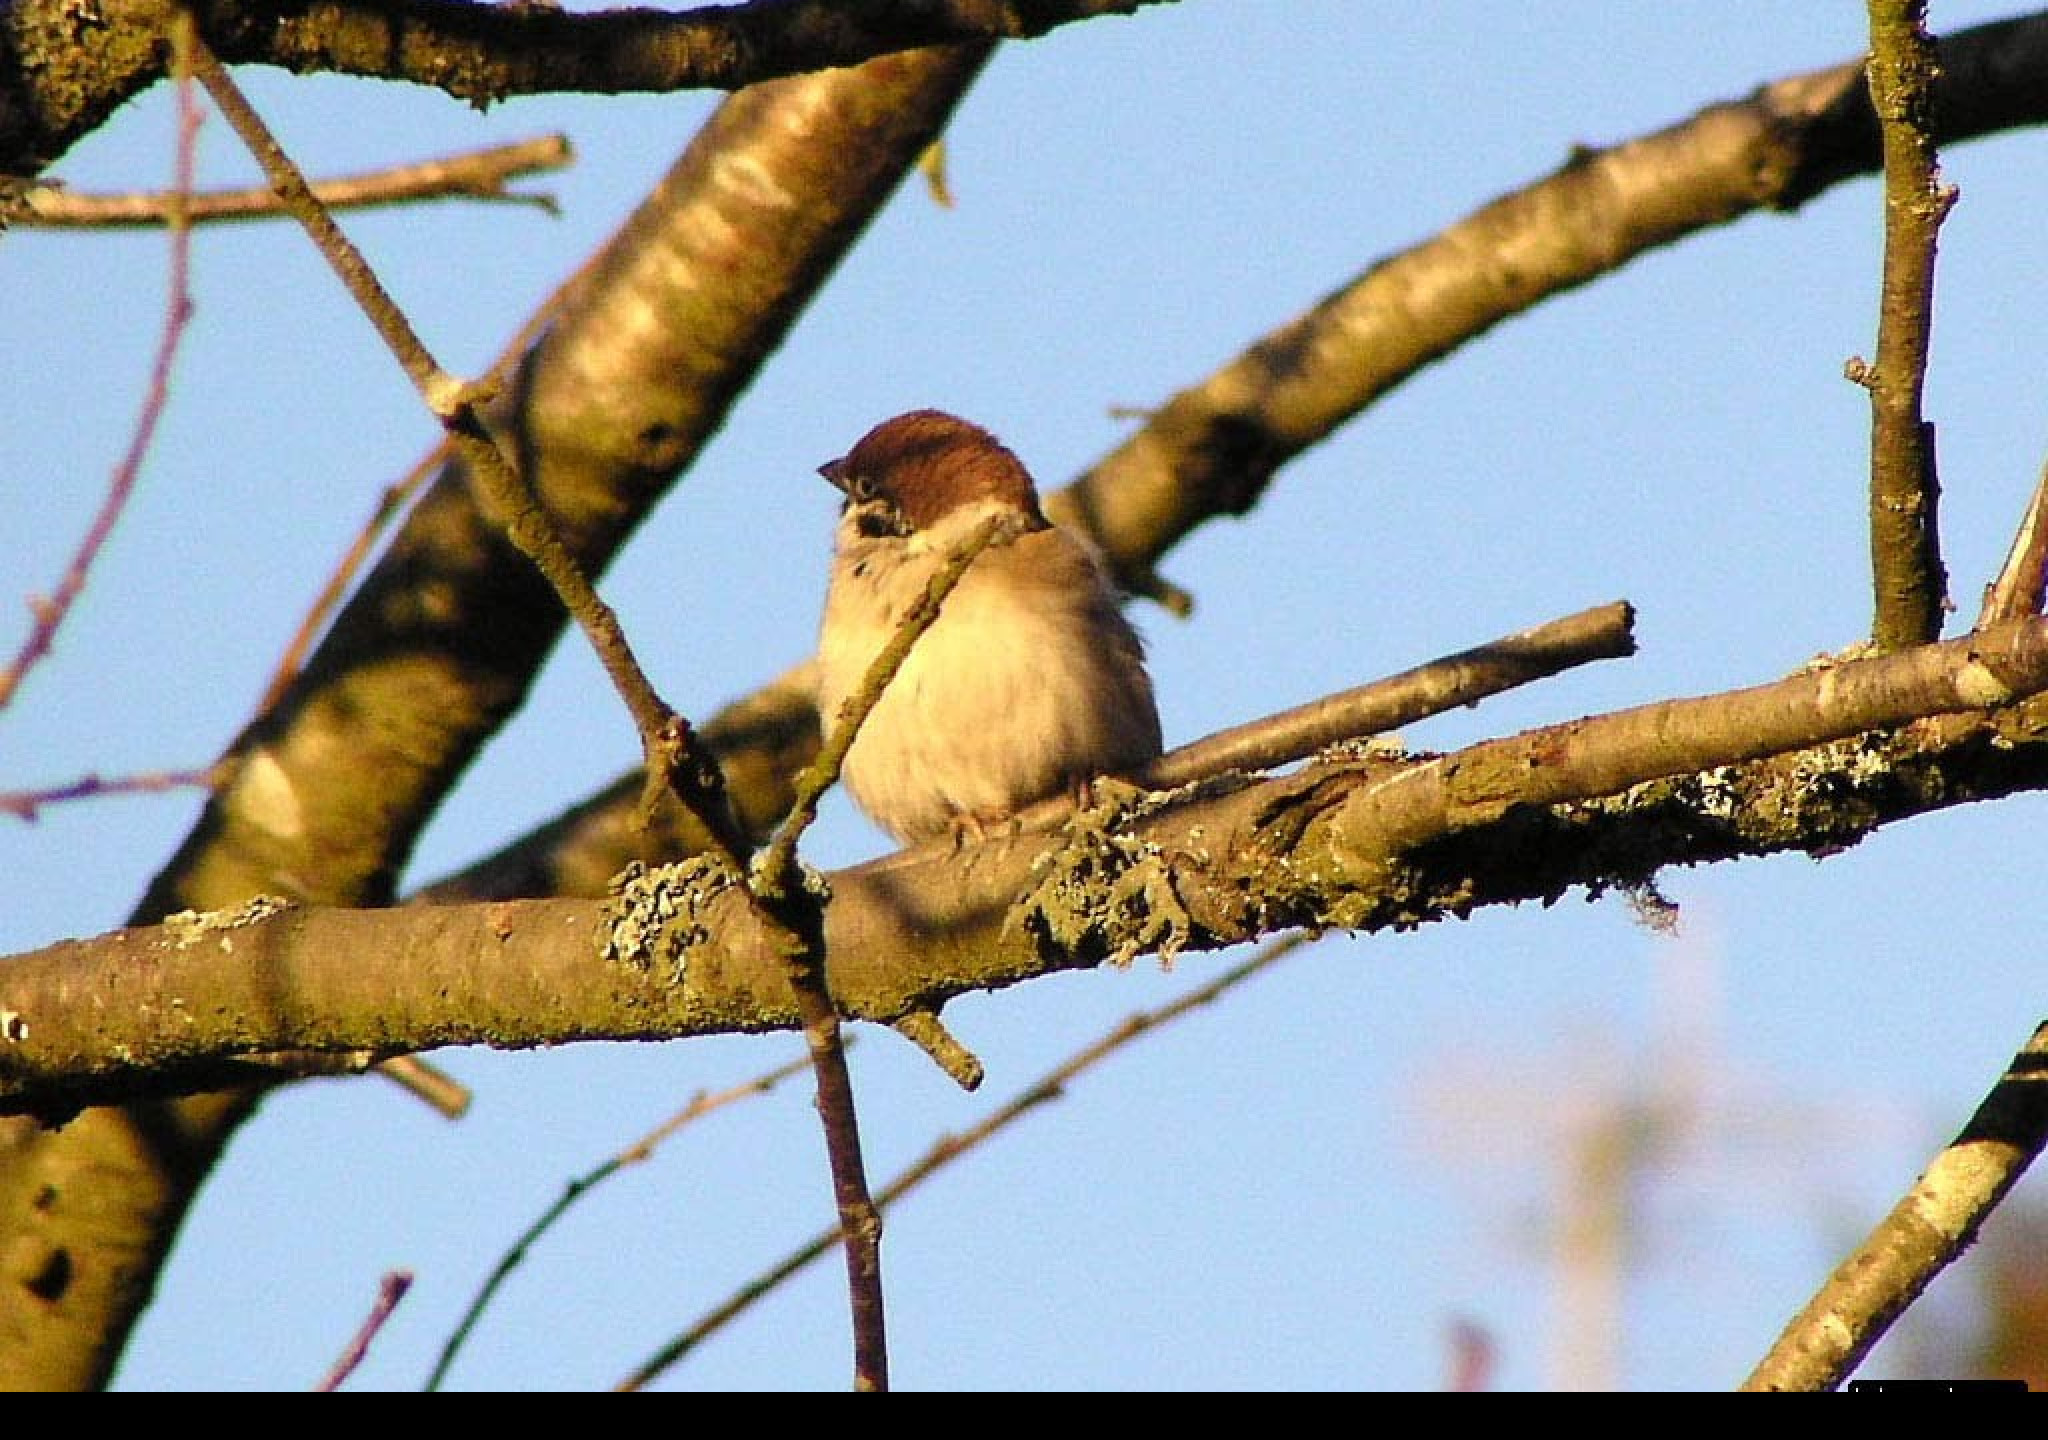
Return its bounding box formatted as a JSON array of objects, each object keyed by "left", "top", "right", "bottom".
[
  {"left": 0, "top": 20, "right": 200, "bottom": 715},
  {"left": 426, "top": 1050, "right": 814, "bottom": 1391},
  {"left": 1977, "top": 453, "right": 2048, "bottom": 628},
  {"left": 372, "top": 1056, "right": 471, "bottom": 1119},
  {"left": 255, "top": 252, "right": 582, "bottom": 721},
  {"left": 1856, "top": 0, "right": 1954, "bottom": 649},
  {"left": 12, "top": 134, "right": 572, "bottom": 228},
  {"left": 1743, "top": 1019, "right": 2048, "bottom": 1391},
  {"left": 616, "top": 933, "right": 1313, "bottom": 1390},
  {"left": 314, "top": 1270, "right": 413, "bottom": 1392},
  {"left": 773, "top": 913, "right": 889, "bottom": 1390},
  {"left": 743, "top": 512, "right": 1008, "bottom": 1392},
  {"left": 859, "top": 599, "right": 1639, "bottom": 864},
  {"left": 752, "top": 514, "right": 1007, "bottom": 892},
  {"left": 1140, "top": 599, "right": 1636, "bottom": 789},
  {"left": 175, "top": 33, "right": 517, "bottom": 1125},
  {"left": 0, "top": 765, "right": 220, "bottom": 822},
  {"left": 185, "top": 23, "right": 747, "bottom": 863},
  {"left": 255, "top": 448, "right": 440, "bottom": 714},
  {"left": 186, "top": 36, "right": 455, "bottom": 405}
]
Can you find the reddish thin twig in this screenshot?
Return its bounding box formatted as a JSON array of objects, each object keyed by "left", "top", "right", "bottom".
[
  {"left": 617, "top": 933, "right": 1313, "bottom": 1390},
  {"left": 746, "top": 514, "right": 1007, "bottom": 1392},
  {"left": 254, "top": 449, "right": 441, "bottom": 713},
  {"left": 1444, "top": 1317, "right": 1498, "bottom": 1393},
  {"left": 427, "top": 1050, "right": 815, "bottom": 1391},
  {"left": 315, "top": 1270, "right": 413, "bottom": 1392},
  {"left": 1, "top": 765, "right": 220, "bottom": 822},
  {"left": 0, "top": 24, "right": 201, "bottom": 715}
]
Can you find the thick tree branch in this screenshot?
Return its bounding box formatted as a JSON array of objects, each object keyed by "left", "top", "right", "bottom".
[
  {"left": 0, "top": 0, "right": 1169, "bottom": 177},
  {"left": 10, "top": 616, "right": 2048, "bottom": 1117},
  {"left": 1048, "top": 13, "right": 2048, "bottom": 603}
]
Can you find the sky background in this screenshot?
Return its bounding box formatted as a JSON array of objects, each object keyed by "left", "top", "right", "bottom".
[{"left": 3, "top": 0, "right": 2045, "bottom": 1391}]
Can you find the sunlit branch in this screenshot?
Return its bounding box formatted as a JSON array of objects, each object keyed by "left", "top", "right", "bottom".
[
  {"left": 1856, "top": 0, "right": 1953, "bottom": 649},
  {"left": 10, "top": 135, "right": 571, "bottom": 227},
  {"left": 1744, "top": 1020, "right": 2048, "bottom": 1390}
]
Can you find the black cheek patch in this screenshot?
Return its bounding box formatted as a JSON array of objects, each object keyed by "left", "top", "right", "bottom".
[{"left": 854, "top": 505, "right": 907, "bottom": 539}]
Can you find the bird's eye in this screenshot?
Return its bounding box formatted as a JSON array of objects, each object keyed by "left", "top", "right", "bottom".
[{"left": 846, "top": 472, "right": 878, "bottom": 502}]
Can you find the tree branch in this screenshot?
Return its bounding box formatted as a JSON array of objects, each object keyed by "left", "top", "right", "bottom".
[
  {"left": 1145, "top": 600, "right": 1637, "bottom": 789},
  {"left": 755, "top": 515, "right": 1007, "bottom": 887},
  {"left": 1855, "top": 0, "right": 1952, "bottom": 649},
  {"left": 314, "top": 1271, "right": 413, "bottom": 1392},
  {"left": 1743, "top": 1020, "right": 2048, "bottom": 1391},
  {"left": 11, "top": 616, "right": 2048, "bottom": 1117},
  {"left": 1, "top": 764, "right": 220, "bottom": 821},
  {"left": 1047, "top": 13, "right": 2046, "bottom": 605},
  {"left": 0, "top": 0, "right": 1170, "bottom": 177},
  {"left": 742, "top": 514, "right": 1006, "bottom": 1392},
  {"left": 421, "top": 601, "right": 1636, "bottom": 901},
  {"left": 7, "top": 133, "right": 570, "bottom": 226},
  {"left": 1978, "top": 452, "right": 2048, "bottom": 627},
  {"left": 0, "top": 17, "right": 197, "bottom": 715}
]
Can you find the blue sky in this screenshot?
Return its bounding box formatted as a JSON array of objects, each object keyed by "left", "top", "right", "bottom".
[{"left": 3, "top": 1, "right": 2044, "bottom": 1390}]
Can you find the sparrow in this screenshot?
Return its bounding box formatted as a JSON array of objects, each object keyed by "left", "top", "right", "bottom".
[{"left": 815, "top": 409, "right": 1163, "bottom": 845}]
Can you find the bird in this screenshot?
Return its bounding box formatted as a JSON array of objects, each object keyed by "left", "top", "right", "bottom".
[{"left": 814, "top": 409, "right": 1163, "bottom": 845}]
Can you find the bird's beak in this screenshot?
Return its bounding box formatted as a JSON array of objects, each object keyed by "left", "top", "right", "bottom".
[{"left": 818, "top": 456, "right": 851, "bottom": 493}]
